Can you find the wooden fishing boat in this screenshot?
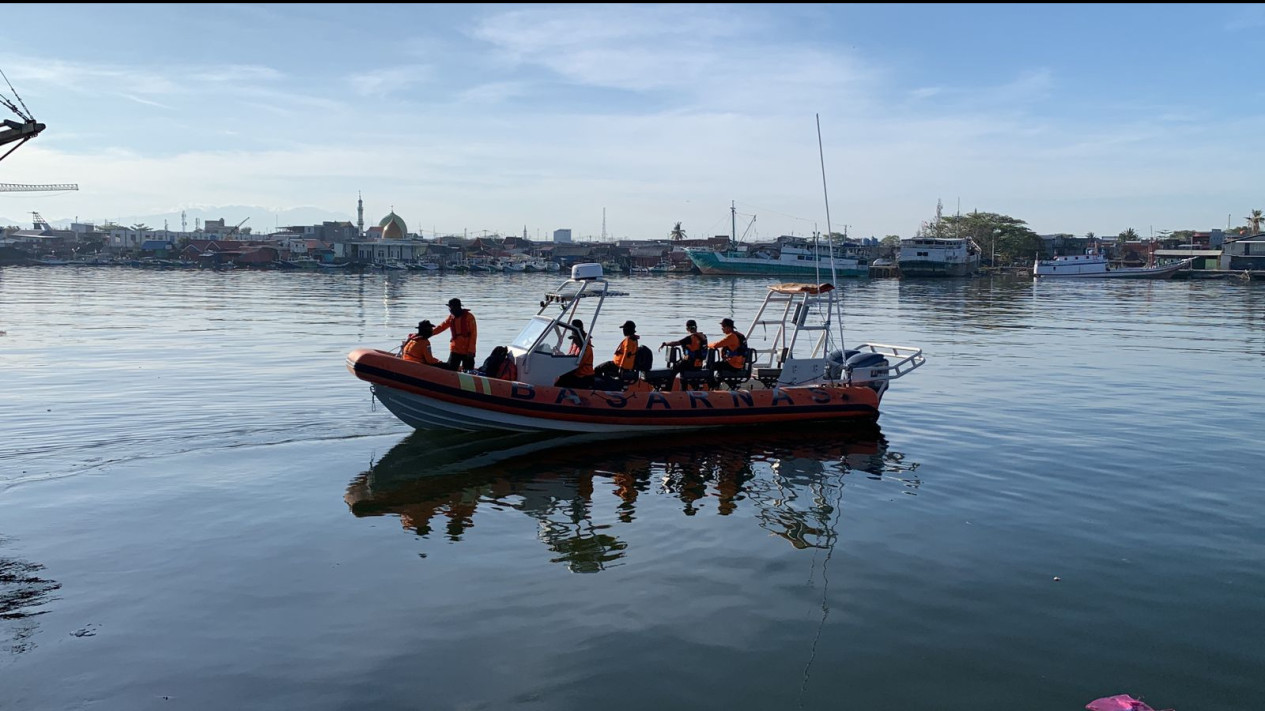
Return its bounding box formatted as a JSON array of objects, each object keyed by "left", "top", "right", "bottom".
[
  {"left": 346, "top": 263, "right": 924, "bottom": 432},
  {"left": 1033, "top": 250, "right": 1193, "bottom": 279}
]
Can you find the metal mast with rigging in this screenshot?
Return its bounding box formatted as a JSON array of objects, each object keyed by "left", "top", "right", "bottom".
[
  {"left": 1, "top": 66, "right": 46, "bottom": 164},
  {"left": 1, "top": 65, "right": 79, "bottom": 194}
]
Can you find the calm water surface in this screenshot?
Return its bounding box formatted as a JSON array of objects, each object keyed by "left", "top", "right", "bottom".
[{"left": 2, "top": 267, "right": 1263, "bottom": 710}]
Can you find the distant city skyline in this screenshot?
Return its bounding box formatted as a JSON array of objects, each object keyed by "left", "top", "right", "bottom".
[{"left": 3, "top": 4, "right": 1264, "bottom": 240}]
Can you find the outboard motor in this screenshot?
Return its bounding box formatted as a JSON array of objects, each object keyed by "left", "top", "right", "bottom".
[
  {"left": 825, "top": 349, "right": 859, "bottom": 381},
  {"left": 844, "top": 351, "right": 890, "bottom": 397}
]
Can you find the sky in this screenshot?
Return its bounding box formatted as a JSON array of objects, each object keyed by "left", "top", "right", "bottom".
[{"left": 2, "top": 3, "right": 1263, "bottom": 241}]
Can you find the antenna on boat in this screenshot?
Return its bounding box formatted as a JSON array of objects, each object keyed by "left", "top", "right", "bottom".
[
  {"left": 815, "top": 114, "right": 844, "bottom": 350},
  {"left": 731, "top": 201, "right": 737, "bottom": 246}
]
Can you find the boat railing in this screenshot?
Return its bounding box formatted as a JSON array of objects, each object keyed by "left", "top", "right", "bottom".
[{"left": 849, "top": 343, "right": 925, "bottom": 381}]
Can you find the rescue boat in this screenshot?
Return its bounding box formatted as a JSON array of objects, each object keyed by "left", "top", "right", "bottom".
[{"left": 346, "top": 263, "right": 924, "bottom": 433}]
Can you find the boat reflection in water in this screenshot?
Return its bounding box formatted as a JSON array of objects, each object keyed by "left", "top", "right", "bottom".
[
  {"left": 0, "top": 548, "right": 61, "bottom": 657},
  {"left": 345, "top": 424, "right": 918, "bottom": 572}
]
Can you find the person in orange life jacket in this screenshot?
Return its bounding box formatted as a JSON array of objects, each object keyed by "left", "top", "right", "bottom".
[
  {"left": 708, "top": 317, "right": 747, "bottom": 386},
  {"left": 594, "top": 320, "right": 639, "bottom": 379},
  {"left": 661, "top": 319, "right": 708, "bottom": 377},
  {"left": 401, "top": 320, "right": 448, "bottom": 367},
  {"left": 554, "top": 319, "right": 595, "bottom": 388},
  {"left": 432, "top": 297, "right": 478, "bottom": 371},
  {"left": 479, "top": 345, "right": 518, "bottom": 380}
]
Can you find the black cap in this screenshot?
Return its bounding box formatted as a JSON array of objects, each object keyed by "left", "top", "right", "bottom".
[
  {"left": 417, "top": 320, "right": 433, "bottom": 331},
  {"left": 621, "top": 320, "right": 636, "bottom": 330},
  {"left": 686, "top": 319, "right": 697, "bottom": 329},
  {"left": 447, "top": 298, "right": 462, "bottom": 308},
  {"left": 720, "top": 318, "right": 735, "bottom": 328}
]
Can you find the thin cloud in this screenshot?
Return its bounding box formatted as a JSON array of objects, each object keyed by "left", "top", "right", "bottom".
[
  {"left": 346, "top": 64, "right": 434, "bottom": 97},
  {"left": 119, "top": 94, "right": 174, "bottom": 110},
  {"left": 188, "top": 65, "right": 286, "bottom": 84},
  {"left": 457, "top": 81, "right": 532, "bottom": 105},
  {"left": 1225, "top": 5, "right": 1265, "bottom": 31}
]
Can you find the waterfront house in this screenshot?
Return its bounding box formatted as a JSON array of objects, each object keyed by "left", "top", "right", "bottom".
[
  {"left": 1219, "top": 234, "right": 1265, "bottom": 271},
  {"left": 139, "top": 240, "right": 174, "bottom": 258},
  {"left": 1155, "top": 248, "right": 1222, "bottom": 271},
  {"left": 235, "top": 245, "right": 280, "bottom": 267}
]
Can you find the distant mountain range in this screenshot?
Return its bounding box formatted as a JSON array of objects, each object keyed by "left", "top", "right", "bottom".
[{"left": 0, "top": 205, "right": 354, "bottom": 232}]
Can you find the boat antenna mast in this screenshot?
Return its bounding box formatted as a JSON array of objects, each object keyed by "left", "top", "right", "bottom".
[
  {"left": 731, "top": 201, "right": 737, "bottom": 246},
  {"left": 815, "top": 113, "right": 844, "bottom": 351}
]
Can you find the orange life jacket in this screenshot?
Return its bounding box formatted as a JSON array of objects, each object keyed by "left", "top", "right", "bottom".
[
  {"left": 711, "top": 331, "right": 746, "bottom": 368},
  {"left": 572, "top": 342, "right": 594, "bottom": 377},
  {"left": 685, "top": 332, "right": 707, "bottom": 368},
  {"left": 614, "top": 335, "right": 639, "bottom": 370},
  {"left": 493, "top": 358, "right": 518, "bottom": 381},
  {"left": 401, "top": 335, "right": 441, "bottom": 365},
  {"left": 434, "top": 310, "right": 477, "bottom": 355}
]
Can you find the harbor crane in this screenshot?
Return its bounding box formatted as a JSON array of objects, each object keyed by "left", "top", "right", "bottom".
[
  {"left": 226, "top": 217, "right": 249, "bottom": 238},
  {"left": 0, "top": 118, "right": 44, "bottom": 163},
  {"left": 0, "top": 182, "right": 78, "bottom": 193},
  {"left": 1, "top": 67, "right": 44, "bottom": 164},
  {"left": 2, "top": 66, "right": 78, "bottom": 192}
]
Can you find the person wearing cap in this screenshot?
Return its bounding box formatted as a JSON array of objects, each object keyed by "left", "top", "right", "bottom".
[
  {"left": 594, "top": 320, "right": 640, "bottom": 381},
  {"left": 432, "top": 297, "right": 478, "bottom": 371},
  {"left": 661, "top": 319, "right": 708, "bottom": 389},
  {"left": 708, "top": 317, "right": 748, "bottom": 386},
  {"left": 554, "top": 319, "right": 595, "bottom": 388},
  {"left": 401, "top": 320, "right": 445, "bottom": 367}
]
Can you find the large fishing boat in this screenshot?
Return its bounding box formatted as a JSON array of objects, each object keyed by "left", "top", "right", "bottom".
[
  {"left": 346, "top": 263, "right": 924, "bottom": 433},
  {"left": 683, "top": 203, "right": 868, "bottom": 278},
  {"left": 898, "top": 236, "right": 981, "bottom": 277},
  {"left": 685, "top": 237, "right": 869, "bottom": 278},
  {"left": 898, "top": 201, "right": 981, "bottom": 277},
  {"left": 1033, "top": 250, "right": 1192, "bottom": 279}
]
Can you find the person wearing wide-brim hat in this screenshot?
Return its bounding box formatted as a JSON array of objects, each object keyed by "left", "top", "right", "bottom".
[
  {"left": 401, "top": 319, "right": 445, "bottom": 367},
  {"left": 708, "top": 317, "right": 747, "bottom": 387},
  {"left": 432, "top": 297, "right": 478, "bottom": 371},
  {"left": 594, "top": 320, "right": 640, "bottom": 382}
]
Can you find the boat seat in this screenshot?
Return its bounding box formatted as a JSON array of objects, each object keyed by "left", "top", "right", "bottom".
[
  {"left": 643, "top": 368, "right": 677, "bottom": 391},
  {"left": 752, "top": 367, "right": 782, "bottom": 388},
  {"left": 594, "top": 345, "right": 660, "bottom": 391},
  {"left": 659, "top": 344, "right": 705, "bottom": 390},
  {"left": 674, "top": 369, "right": 709, "bottom": 391},
  {"left": 712, "top": 347, "right": 756, "bottom": 391}
]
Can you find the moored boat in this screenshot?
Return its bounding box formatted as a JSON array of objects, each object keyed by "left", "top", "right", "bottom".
[
  {"left": 898, "top": 236, "right": 980, "bottom": 277},
  {"left": 685, "top": 239, "right": 868, "bottom": 278},
  {"left": 1033, "top": 250, "right": 1192, "bottom": 279},
  {"left": 347, "top": 263, "right": 924, "bottom": 433},
  {"left": 684, "top": 203, "right": 867, "bottom": 278}
]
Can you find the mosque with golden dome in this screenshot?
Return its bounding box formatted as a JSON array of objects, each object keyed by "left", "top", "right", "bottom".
[{"left": 378, "top": 211, "right": 408, "bottom": 240}]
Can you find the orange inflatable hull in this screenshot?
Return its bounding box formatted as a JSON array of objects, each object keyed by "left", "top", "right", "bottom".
[{"left": 347, "top": 348, "right": 881, "bottom": 432}]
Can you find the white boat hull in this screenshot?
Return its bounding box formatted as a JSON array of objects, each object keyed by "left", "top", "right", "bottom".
[{"left": 1034, "top": 258, "right": 1191, "bottom": 279}]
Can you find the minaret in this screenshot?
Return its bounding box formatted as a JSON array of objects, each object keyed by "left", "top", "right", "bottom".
[{"left": 357, "top": 191, "right": 364, "bottom": 237}]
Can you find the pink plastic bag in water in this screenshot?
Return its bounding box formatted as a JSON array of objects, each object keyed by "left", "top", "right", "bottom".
[{"left": 1086, "top": 694, "right": 1170, "bottom": 711}]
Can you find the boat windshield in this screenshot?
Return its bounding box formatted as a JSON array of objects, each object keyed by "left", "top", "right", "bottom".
[{"left": 511, "top": 316, "right": 556, "bottom": 351}]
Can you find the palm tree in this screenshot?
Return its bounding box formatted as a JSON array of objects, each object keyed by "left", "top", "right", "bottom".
[
  {"left": 1245, "top": 209, "right": 1263, "bottom": 235},
  {"left": 669, "top": 222, "right": 686, "bottom": 242}
]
